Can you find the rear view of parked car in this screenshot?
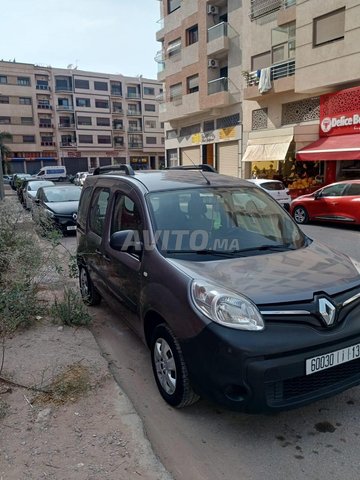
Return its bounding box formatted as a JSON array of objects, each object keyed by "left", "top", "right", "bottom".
[
  {"left": 33, "top": 184, "right": 81, "bottom": 234},
  {"left": 247, "top": 178, "right": 291, "bottom": 210},
  {"left": 22, "top": 179, "right": 55, "bottom": 210}
]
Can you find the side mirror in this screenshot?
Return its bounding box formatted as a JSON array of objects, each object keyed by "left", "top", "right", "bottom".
[
  {"left": 35, "top": 198, "right": 40, "bottom": 204},
  {"left": 110, "top": 230, "right": 143, "bottom": 253},
  {"left": 314, "top": 191, "right": 322, "bottom": 200}
]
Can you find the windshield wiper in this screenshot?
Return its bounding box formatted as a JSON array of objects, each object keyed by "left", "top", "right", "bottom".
[
  {"left": 230, "top": 244, "right": 296, "bottom": 254},
  {"left": 165, "top": 249, "right": 235, "bottom": 257}
]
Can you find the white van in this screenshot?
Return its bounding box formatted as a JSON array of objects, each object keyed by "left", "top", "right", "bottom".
[{"left": 35, "top": 165, "right": 67, "bottom": 181}]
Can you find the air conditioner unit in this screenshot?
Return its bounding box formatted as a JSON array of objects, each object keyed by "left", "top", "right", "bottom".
[
  {"left": 207, "top": 4, "right": 219, "bottom": 14},
  {"left": 208, "top": 58, "right": 219, "bottom": 68}
]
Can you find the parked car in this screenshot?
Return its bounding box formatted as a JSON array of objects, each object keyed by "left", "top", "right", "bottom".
[
  {"left": 76, "top": 165, "right": 360, "bottom": 413},
  {"left": 33, "top": 185, "right": 81, "bottom": 234},
  {"left": 247, "top": 178, "right": 291, "bottom": 210},
  {"left": 22, "top": 179, "right": 56, "bottom": 210},
  {"left": 11, "top": 173, "right": 33, "bottom": 191},
  {"left": 3, "top": 174, "right": 12, "bottom": 184},
  {"left": 73, "top": 172, "right": 90, "bottom": 186},
  {"left": 291, "top": 180, "right": 360, "bottom": 225}
]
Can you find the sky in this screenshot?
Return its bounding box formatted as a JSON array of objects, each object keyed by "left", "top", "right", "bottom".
[{"left": 2, "top": 0, "right": 161, "bottom": 79}]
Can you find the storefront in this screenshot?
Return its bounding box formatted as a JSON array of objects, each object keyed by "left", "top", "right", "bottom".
[{"left": 296, "top": 86, "right": 360, "bottom": 191}]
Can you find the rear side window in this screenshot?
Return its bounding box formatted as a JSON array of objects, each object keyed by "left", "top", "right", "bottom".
[
  {"left": 111, "top": 194, "right": 142, "bottom": 236},
  {"left": 89, "top": 188, "right": 110, "bottom": 236},
  {"left": 261, "top": 181, "right": 285, "bottom": 191},
  {"left": 77, "top": 186, "right": 93, "bottom": 230},
  {"left": 345, "top": 184, "right": 360, "bottom": 196}
]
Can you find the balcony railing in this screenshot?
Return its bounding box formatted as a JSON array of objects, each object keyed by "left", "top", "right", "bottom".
[
  {"left": 127, "top": 109, "right": 142, "bottom": 116},
  {"left": 55, "top": 86, "right": 73, "bottom": 92},
  {"left": 126, "top": 93, "right": 141, "bottom": 99},
  {"left": 128, "top": 126, "right": 142, "bottom": 132},
  {"left": 37, "top": 104, "right": 52, "bottom": 109},
  {"left": 41, "top": 141, "right": 55, "bottom": 146},
  {"left": 59, "top": 123, "right": 75, "bottom": 128},
  {"left": 39, "top": 123, "right": 53, "bottom": 128},
  {"left": 113, "top": 108, "right": 123, "bottom": 114},
  {"left": 113, "top": 124, "right": 124, "bottom": 130},
  {"left": 250, "top": 0, "right": 281, "bottom": 20},
  {"left": 111, "top": 90, "right": 122, "bottom": 96},
  {"left": 60, "top": 141, "right": 77, "bottom": 147},
  {"left": 155, "top": 50, "right": 165, "bottom": 63},
  {"left": 207, "top": 22, "right": 228, "bottom": 42},
  {"left": 56, "top": 105, "right": 74, "bottom": 111},
  {"left": 128, "top": 142, "right": 143, "bottom": 149},
  {"left": 245, "top": 59, "right": 295, "bottom": 86},
  {"left": 208, "top": 77, "right": 228, "bottom": 95},
  {"left": 36, "top": 85, "right": 50, "bottom": 91}
]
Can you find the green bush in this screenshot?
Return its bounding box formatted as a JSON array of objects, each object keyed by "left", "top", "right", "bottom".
[{"left": 50, "top": 286, "right": 92, "bottom": 327}]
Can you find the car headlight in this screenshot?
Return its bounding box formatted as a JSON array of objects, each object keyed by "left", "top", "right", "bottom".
[
  {"left": 45, "top": 209, "right": 55, "bottom": 218},
  {"left": 191, "top": 280, "right": 264, "bottom": 331},
  {"left": 350, "top": 257, "right": 360, "bottom": 275}
]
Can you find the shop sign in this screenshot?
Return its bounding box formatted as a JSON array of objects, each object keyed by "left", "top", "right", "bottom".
[
  {"left": 320, "top": 86, "right": 360, "bottom": 137},
  {"left": 219, "top": 127, "right": 235, "bottom": 140}
]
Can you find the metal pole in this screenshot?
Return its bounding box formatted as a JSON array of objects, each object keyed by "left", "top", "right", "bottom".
[{"left": 0, "top": 150, "right": 5, "bottom": 201}]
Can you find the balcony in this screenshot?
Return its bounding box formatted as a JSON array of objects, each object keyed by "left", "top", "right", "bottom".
[
  {"left": 207, "top": 23, "right": 229, "bottom": 57},
  {"left": 128, "top": 126, "right": 142, "bottom": 132},
  {"left": 36, "top": 84, "right": 50, "bottom": 91},
  {"left": 128, "top": 142, "right": 143, "bottom": 149},
  {"left": 58, "top": 123, "right": 75, "bottom": 129},
  {"left": 250, "top": 0, "right": 281, "bottom": 21},
  {"left": 41, "top": 141, "right": 55, "bottom": 147},
  {"left": 127, "top": 109, "right": 142, "bottom": 116},
  {"left": 110, "top": 90, "right": 122, "bottom": 97},
  {"left": 39, "top": 123, "right": 54, "bottom": 128},
  {"left": 55, "top": 86, "right": 73, "bottom": 93},
  {"left": 126, "top": 92, "right": 141, "bottom": 99},
  {"left": 208, "top": 77, "right": 228, "bottom": 95},
  {"left": 37, "top": 104, "right": 52, "bottom": 110},
  {"left": 113, "top": 123, "right": 124, "bottom": 131},
  {"left": 160, "top": 92, "right": 200, "bottom": 123},
  {"left": 60, "top": 141, "right": 77, "bottom": 148},
  {"left": 243, "top": 59, "right": 295, "bottom": 99},
  {"left": 113, "top": 108, "right": 123, "bottom": 115},
  {"left": 56, "top": 104, "right": 74, "bottom": 111}
]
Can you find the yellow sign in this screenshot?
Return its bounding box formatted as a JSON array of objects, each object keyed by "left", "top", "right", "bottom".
[
  {"left": 219, "top": 127, "right": 235, "bottom": 139},
  {"left": 192, "top": 133, "right": 201, "bottom": 144}
]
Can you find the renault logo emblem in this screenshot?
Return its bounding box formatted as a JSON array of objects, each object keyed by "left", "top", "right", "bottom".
[
  {"left": 72, "top": 213, "right": 77, "bottom": 221},
  {"left": 319, "top": 298, "right": 336, "bottom": 326}
]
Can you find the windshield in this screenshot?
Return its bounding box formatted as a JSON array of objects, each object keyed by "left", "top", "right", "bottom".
[
  {"left": 29, "top": 181, "right": 54, "bottom": 191},
  {"left": 147, "top": 187, "right": 306, "bottom": 258},
  {"left": 44, "top": 187, "right": 81, "bottom": 202}
]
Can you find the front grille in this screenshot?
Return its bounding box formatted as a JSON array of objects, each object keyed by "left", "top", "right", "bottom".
[{"left": 267, "top": 357, "right": 360, "bottom": 404}]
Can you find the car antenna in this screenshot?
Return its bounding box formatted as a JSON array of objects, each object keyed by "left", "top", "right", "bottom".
[{"left": 182, "top": 151, "right": 211, "bottom": 185}]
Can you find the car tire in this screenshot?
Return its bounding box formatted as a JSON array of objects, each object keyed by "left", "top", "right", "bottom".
[
  {"left": 151, "top": 324, "right": 199, "bottom": 408},
  {"left": 293, "top": 206, "right": 309, "bottom": 224},
  {"left": 79, "top": 265, "right": 101, "bottom": 306}
]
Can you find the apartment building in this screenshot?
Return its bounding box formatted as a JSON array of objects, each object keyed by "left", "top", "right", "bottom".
[
  {"left": 0, "top": 61, "right": 165, "bottom": 174},
  {"left": 157, "top": 0, "right": 360, "bottom": 193}
]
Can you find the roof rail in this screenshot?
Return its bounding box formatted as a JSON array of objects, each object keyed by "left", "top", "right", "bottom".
[
  {"left": 93, "top": 164, "right": 135, "bottom": 176},
  {"left": 166, "top": 164, "right": 218, "bottom": 173}
]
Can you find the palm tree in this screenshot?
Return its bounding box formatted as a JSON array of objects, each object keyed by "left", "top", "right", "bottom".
[{"left": 0, "top": 131, "right": 13, "bottom": 174}]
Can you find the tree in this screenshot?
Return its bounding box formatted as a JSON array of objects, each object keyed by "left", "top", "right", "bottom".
[{"left": 0, "top": 131, "right": 12, "bottom": 201}]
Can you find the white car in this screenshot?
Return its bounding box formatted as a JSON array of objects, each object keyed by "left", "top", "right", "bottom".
[
  {"left": 23, "top": 179, "right": 55, "bottom": 210},
  {"left": 74, "top": 172, "right": 90, "bottom": 186},
  {"left": 246, "top": 178, "right": 291, "bottom": 209}
]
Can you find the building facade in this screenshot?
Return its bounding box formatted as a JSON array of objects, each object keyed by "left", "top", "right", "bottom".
[
  {"left": 0, "top": 61, "right": 165, "bottom": 174},
  {"left": 157, "top": 0, "right": 360, "bottom": 194}
]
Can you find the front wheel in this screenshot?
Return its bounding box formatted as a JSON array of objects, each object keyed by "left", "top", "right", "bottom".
[
  {"left": 151, "top": 324, "right": 199, "bottom": 408},
  {"left": 79, "top": 265, "right": 101, "bottom": 306},
  {"left": 293, "top": 205, "right": 309, "bottom": 224}
]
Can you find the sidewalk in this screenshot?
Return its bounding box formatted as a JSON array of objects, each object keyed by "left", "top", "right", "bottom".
[{"left": 0, "top": 187, "right": 173, "bottom": 480}]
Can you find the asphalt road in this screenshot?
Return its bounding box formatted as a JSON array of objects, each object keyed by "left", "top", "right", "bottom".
[{"left": 64, "top": 223, "right": 360, "bottom": 480}]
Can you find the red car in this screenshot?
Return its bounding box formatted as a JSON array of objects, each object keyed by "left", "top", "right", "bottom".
[{"left": 291, "top": 180, "right": 360, "bottom": 225}]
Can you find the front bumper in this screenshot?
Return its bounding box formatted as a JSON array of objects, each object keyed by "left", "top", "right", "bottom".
[{"left": 180, "top": 306, "right": 360, "bottom": 413}]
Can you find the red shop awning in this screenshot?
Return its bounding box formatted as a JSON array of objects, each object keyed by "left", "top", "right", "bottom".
[{"left": 296, "top": 134, "right": 360, "bottom": 161}]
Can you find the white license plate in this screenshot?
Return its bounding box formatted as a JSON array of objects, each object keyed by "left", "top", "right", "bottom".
[
  {"left": 306, "top": 343, "right": 360, "bottom": 375},
  {"left": 67, "top": 225, "right": 76, "bottom": 231}
]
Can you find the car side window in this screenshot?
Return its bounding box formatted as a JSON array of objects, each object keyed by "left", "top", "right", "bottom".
[
  {"left": 321, "top": 184, "right": 346, "bottom": 197},
  {"left": 344, "top": 184, "right": 360, "bottom": 196},
  {"left": 89, "top": 188, "right": 110, "bottom": 236},
  {"left": 111, "top": 193, "right": 142, "bottom": 237},
  {"left": 77, "top": 186, "right": 93, "bottom": 230}
]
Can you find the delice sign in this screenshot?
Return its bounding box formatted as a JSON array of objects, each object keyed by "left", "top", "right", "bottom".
[
  {"left": 320, "top": 114, "right": 360, "bottom": 134},
  {"left": 320, "top": 86, "right": 360, "bottom": 137}
]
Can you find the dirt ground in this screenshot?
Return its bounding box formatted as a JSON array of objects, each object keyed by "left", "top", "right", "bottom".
[{"left": 0, "top": 188, "right": 172, "bottom": 480}]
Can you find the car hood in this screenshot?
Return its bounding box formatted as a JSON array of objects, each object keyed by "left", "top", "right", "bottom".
[
  {"left": 168, "top": 241, "right": 360, "bottom": 305},
  {"left": 45, "top": 201, "right": 79, "bottom": 214}
]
